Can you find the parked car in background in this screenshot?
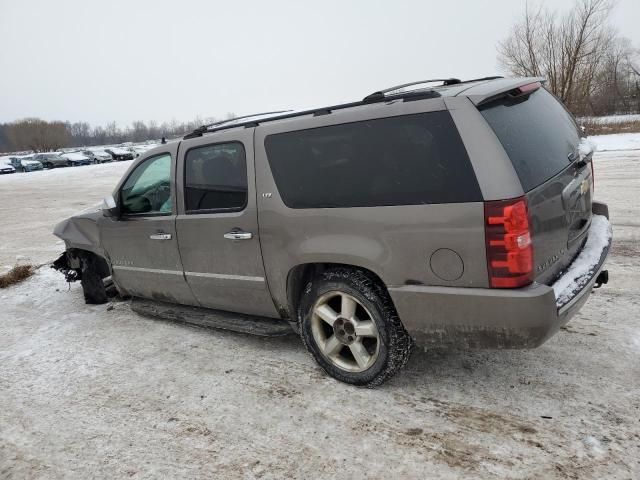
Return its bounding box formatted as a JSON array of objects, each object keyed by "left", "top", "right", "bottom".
[
  {"left": 0, "top": 163, "right": 16, "bottom": 174},
  {"left": 105, "top": 148, "right": 134, "bottom": 161},
  {"left": 131, "top": 145, "right": 157, "bottom": 157},
  {"left": 83, "top": 150, "right": 112, "bottom": 164},
  {"left": 9, "top": 156, "right": 44, "bottom": 172},
  {"left": 61, "top": 152, "right": 92, "bottom": 166},
  {"left": 126, "top": 147, "right": 140, "bottom": 158},
  {"left": 33, "top": 153, "right": 69, "bottom": 169}
]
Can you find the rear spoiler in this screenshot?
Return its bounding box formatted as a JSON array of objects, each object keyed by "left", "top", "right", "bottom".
[{"left": 460, "top": 77, "right": 546, "bottom": 107}]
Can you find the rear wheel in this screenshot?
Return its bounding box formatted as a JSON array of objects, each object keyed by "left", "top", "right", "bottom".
[{"left": 299, "top": 267, "right": 413, "bottom": 387}]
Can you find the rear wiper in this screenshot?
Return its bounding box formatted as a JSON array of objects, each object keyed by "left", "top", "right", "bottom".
[{"left": 569, "top": 150, "right": 592, "bottom": 169}]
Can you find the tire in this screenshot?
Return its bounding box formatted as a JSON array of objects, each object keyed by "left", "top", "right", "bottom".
[
  {"left": 80, "top": 257, "right": 108, "bottom": 304},
  {"left": 298, "top": 267, "right": 413, "bottom": 387}
]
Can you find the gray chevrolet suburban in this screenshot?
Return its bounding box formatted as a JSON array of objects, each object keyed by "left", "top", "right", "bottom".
[{"left": 53, "top": 77, "right": 612, "bottom": 386}]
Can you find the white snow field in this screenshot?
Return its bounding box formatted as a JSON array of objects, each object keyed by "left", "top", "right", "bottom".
[
  {"left": 591, "top": 132, "right": 640, "bottom": 152},
  {"left": 1, "top": 136, "right": 639, "bottom": 479}
]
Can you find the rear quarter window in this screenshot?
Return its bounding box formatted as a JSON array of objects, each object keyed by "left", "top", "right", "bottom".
[
  {"left": 264, "top": 112, "right": 481, "bottom": 208},
  {"left": 480, "top": 88, "right": 580, "bottom": 192}
]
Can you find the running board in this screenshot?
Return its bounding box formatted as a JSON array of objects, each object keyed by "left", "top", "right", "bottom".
[{"left": 130, "top": 298, "right": 293, "bottom": 337}]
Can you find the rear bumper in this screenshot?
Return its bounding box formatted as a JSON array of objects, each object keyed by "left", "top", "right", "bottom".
[{"left": 388, "top": 202, "right": 611, "bottom": 349}]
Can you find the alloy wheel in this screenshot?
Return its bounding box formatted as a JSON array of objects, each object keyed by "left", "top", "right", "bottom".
[{"left": 310, "top": 291, "right": 380, "bottom": 373}]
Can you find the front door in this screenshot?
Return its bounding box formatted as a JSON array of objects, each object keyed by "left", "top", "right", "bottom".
[
  {"left": 175, "top": 130, "right": 279, "bottom": 317},
  {"left": 99, "top": 147, "right": 198, "bottom": 305}
]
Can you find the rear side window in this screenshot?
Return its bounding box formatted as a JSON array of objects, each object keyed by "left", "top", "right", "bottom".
[
  {"left": 264, "top": 112, "right": 481, "bottom": 208},
  {"left": 480, "top": 88, "right": 580, "bottom": 192},
  {"left": 184, "top": 142, "right": 247, "bottom": 213}
]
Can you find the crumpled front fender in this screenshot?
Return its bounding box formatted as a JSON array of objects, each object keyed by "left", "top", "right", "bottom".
[{"left": 53, "top": 204, "right": 105, "bottom": 258}]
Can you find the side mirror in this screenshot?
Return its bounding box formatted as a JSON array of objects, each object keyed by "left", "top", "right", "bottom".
[{"left": 102, "top": 195, "right": 120, "bottom": 218}]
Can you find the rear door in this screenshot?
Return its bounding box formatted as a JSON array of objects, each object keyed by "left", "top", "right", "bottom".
[
  {"left": 480, "top": 87, "right": 593, "bottom": 284},
  {"left": 175, "top": 129, "right": 279, "bottom": 317},
  {"left": 99, "top": 146, "right": 198, "bottom": 305}
]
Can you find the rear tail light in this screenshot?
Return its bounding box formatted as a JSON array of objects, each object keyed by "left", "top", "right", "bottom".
[{"left": 484, "top": 197, "right": 534, "bottom": 288}]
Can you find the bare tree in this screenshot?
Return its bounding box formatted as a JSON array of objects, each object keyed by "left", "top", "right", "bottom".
[
  {"left": 7, "top": 118, "right": 70, "bottom": 152},
  {"left": 497, "top": 0, "right": 628, "bottom": 114}
]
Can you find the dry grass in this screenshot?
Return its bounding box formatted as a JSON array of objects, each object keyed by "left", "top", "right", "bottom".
[
  {"left": 581, "top": 119, "right": 640, "bottom": 136},
  {"left": 0, "top": 265, "right": 35, "bottom": 288}
]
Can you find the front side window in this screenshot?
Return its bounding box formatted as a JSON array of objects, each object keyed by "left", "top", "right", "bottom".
[
  {"left": 121, "top": 153, "right": 172, "bottom": 215},
  {"left": 184, "top": 142, "right": 247, "bottom": 213}
]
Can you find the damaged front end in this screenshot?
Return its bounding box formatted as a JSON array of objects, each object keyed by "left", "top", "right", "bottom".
[
  {"left": 53, "top": 203, "right": 105, "bottom": 257},
  {"left": 52, "top": 251, "right": 81, "bottom": 282},
  {"left": 52, "top": 203, "right": 105, "bottom": 283},
  {"left": 52, "top": 203, "right": 114, "bottom": 303}
]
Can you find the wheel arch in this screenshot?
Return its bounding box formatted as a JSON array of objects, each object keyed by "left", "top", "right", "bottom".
[
  {"left": 67, "top": 248, "right": 111, "bottom": 278},
  {"left": 285, "top": 262, "right": 389, "bottom": 322}
]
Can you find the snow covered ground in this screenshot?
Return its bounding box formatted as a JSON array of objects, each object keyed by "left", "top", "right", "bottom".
[
  {"left": 1, "top": 136, "right": 640, "bottom": 478},
  {"left": 590, "top": 132, "right": 640, "bottom": 152},
  {"left": 580, "top": 113, "right": 640, "bottom": 124}
]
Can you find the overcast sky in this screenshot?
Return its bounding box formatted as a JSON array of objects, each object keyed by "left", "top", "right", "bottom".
[{"left": 1, "top": 0, "right": 638, "bottom": 127}]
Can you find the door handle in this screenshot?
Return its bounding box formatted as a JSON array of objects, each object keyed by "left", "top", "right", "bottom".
[
  {"left": 149, "top": 233, "right": 172, "bottom": 240},
  {"left": 224, "top": 230, "right": 253, "bottom": 240}
]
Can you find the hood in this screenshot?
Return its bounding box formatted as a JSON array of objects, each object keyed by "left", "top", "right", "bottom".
[
  {"left": 22, "top": 160, "right": 41, "bottom": 166},
  {"left": 53, "top": 203, "right": 104, "bottom": 255}
]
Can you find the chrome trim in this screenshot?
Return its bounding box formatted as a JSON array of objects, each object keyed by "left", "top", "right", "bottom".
[
  {"left": 149, "top": 233, "right": 172, "bottom": 240},
  {"left": 223, "top": 231, "right": 253, "bottom": 240},
  {"left": 112, "top": 266, "right": 183, "bottom": 275},
  {"left": 185, "top": 271, "right": 264, "bottom": 282}
]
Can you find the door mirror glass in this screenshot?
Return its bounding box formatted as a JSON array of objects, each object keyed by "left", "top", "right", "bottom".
[{"left": 102, "top": 195, "right": 120, "bottom": 217}]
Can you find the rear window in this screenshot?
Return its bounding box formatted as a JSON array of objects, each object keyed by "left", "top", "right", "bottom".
[
  {"left": 480, "top": 88, "right": 580, "bottom": 192},
  {"left": 264, "top": 112, "right": 481, "bottom": 208}
]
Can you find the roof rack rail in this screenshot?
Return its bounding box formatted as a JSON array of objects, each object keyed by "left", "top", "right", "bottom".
[
  {"left": 363, "top": 78, "right": 461, "bottom": 103},
  {"left": 183, "top": 110, "right": 292, "bottom": 139},
  {"left": 182, "top": 76, "right": 505, "bottom": 139}
]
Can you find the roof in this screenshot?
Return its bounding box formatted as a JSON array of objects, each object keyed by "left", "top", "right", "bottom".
[{"left": 183, "top": 76, "right": 546, "bottom": 140}]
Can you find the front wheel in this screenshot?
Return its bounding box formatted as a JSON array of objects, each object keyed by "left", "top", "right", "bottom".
[
  {"left": 299, "top": 267, "right": 413, "bottom": 387},
  {"left": 80, "top": 257, "right": 108, "bottom": 304}
]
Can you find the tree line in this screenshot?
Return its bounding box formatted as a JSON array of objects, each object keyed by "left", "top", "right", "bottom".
[
  {"left": 498, "top": 0, "right": 639, "bottom": 116},
  {"left": 0, "top": 116, "right": 232, "bottom": 154}
]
